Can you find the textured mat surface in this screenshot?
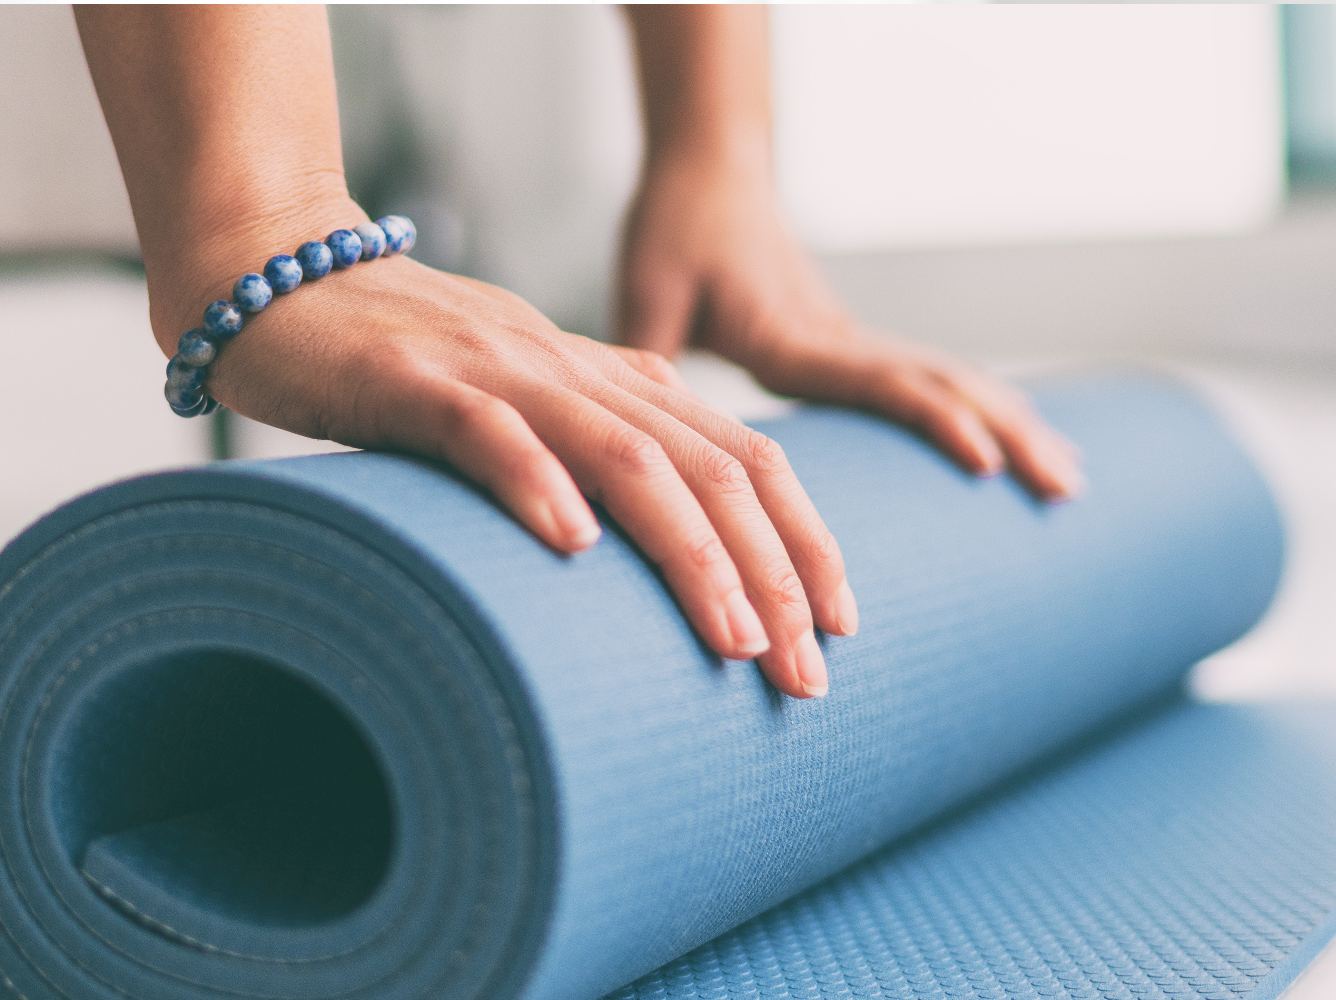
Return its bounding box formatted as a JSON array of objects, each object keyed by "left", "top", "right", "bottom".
[
  {"left": 609, "top": 702, "right": 1336, "bottom": 1000},
  {"left": 0, "top": 372, "right": 1326, "bottom": 1000}
]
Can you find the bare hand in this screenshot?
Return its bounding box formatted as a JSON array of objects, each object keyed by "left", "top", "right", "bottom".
[
  {"left": 154, "top": 207, "right": 852, "bottom": 699},
  {"left": 616, "top": 157, "right": 1084, "bottom": 500}
]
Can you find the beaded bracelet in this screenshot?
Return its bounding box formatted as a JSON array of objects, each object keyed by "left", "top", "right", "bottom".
[{"left": 163, "top": 215, "right": 417, "bottom": 417}]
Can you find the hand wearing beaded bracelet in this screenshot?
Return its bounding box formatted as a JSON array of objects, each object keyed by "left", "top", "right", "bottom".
[{"left": 163, "top": 215, "right": 417, "bottom": 417}]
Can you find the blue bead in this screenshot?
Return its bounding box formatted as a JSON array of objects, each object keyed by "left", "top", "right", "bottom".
[
  {"left": 326, "top": 228, "right": 363, "bottom": 269},
  {"left": 394, "top": 216, "right": 416, "bottom": 254},
  {"left": 164, "top": 379, "right": 206, "bottom": 416},
  {"left": 176, "top": 328, "right": 218, "bottom": 368},
  {"left": 377, "top": 215, "right": 409, "bottom": 254},
  {"left": 200, "top": 396, "right": 221, "bottom": 416},
  {"left": 264, "top": 254, "right": 303, "bottom": 294},
  {"left": 232, "top": 273, "right": 273, "bottom": 313},
  {"left": 202, "top": 299, "right": 243, "bottom": 340},
  {"left": 166, "top": 355, "right": 206, "bottom": 394},
  {"left": 378, "top": 215, "right": 415, "bottom": 253},
  {"left": 354, "top": 222, "right": 386, "bottom": 261},
  {"left": 296, "top": 240, "right": 333, "bottom": 279}
]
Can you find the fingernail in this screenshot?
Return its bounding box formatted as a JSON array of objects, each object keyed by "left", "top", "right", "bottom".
[
  {"left": 1060, "top": 463, "right": 1087, "bottom": 495},
  {"left": 1048, "top": 468, "right": 1086, "bottom": 502},
  {"left": 569, "top": 522, "right": 602, "bottom": 548},
  {"left": 976, "top": 441, "right": 1005, "bottom": 477},
  {"left": 725, "top": 589, "right": 770, "bottom": 657},
  {"left": 795, "top": 629, "right": 829, "bottom": 698},
  {"left": 832, "top": 579, "right": 859, "bottom": 636},
  {"left": 555, "top": 503, "right": 601, "bottom": 549}
]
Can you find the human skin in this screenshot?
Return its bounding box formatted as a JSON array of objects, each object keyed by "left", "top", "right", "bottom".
[
  {"left": 76, "top": 5, "right": 1080, "bottom": 700},
  {"left": 619, "top": 6, "right": 1083, "bottom": 498}
]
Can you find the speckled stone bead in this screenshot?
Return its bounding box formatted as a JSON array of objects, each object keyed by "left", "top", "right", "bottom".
[
  {"left": 393, "top": 215, "right": 416, "bottom": 254},
  {"left": 162, "top": 215, "right": 412, "bottom": 417},
  {"left": 264, "top": 254, "right": 303, "bottom": 294},
  {"left": 377, "top": 215, "right": 409, "bottom": 255},
  {"left": 202, "top": 299, "right": 243, "bottom": 340},
  {"left": 354, "top": 222, "right": 386, "bottom": 261},
  {"left": 164, "top": 381, "right": 208, "bottom": 417},
  {"left": 296, "top": 240, "right": 333, "bottom": 279},
  {"left": 326, "top": 229, "right": 363, "bottom": 269},
  {"left": 176, "top": 328, "right": 218, "bottom": 368},
  {"left": 166, "top": 355, "right": 206, "bottom": 394},
  {"left": 232, "top": 273, "right": 273, "bottom": 313}
]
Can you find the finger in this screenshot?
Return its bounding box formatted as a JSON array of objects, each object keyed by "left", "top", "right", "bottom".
[
  {"left": 928, "top": 364, "right": 1083, "bottom": 459},
  {"left": 606, "top": 345, "right": 695, "bottom": 395},
  {"left": 504, "top": 381, "right": 773, "bottom": 665},
  {"left": 866, "top": 368, "right": 1007, "bottom": 477},
  {"left": 601, "top": 352, "right": 857, "bottom": 639},
  {"left": 976, "top": 407, "right": 1085, "bottom": 501},
  {"left": 582, "top": 378, "right": 829, "bottom": 698},
  {"left": 745, "top": 340, "right": 1006, "bottom": 477},
  {"left": 380, "top": 377, "right": 601, "bottom": 552},
  {"left": 926, "top": 368, "right": 1084, "bottom": 500},
  {"left": 615, "top": 266, "right": 697, "bottom": 358}
]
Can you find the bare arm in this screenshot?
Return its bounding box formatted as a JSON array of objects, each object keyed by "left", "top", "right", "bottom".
[
  {"left": 75, "top": 5, "right": 359, "bottom": 350},
  {"left": 75, "top": 4, "right": 853, "bottom": 699},
  {"left": 626, "top": 5, "right": 771, "bottom": 171},
  {"left": 621, "top": 5, "right": 1084, "bottom": 501}
]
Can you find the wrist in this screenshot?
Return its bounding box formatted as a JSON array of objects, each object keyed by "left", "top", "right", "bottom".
[
  {"left": 143, "top": 180, "right": 366, "bottom": 355},
  {"left": 643, "top": 125, "right": 772, "bottom": 183}
]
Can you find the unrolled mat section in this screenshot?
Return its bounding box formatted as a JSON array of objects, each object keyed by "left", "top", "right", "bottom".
[{"left": 0, "top": 372, "right": 1329, "bottom": 1000}]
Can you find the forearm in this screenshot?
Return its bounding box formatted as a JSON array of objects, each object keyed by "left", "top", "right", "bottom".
[
  {"left": 624, "top": 5, "right": 772, "bottom": 173},
  {"left": 75, "top": 4, "right": 361, "bottom": 350}
]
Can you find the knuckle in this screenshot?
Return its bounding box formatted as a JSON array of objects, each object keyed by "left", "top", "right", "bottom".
[
  {"left": 870, "top": 369, "right": 918, "bottom": 409},
  {"left": 964, "top": 374, "right": 1033, "bottom": 423},
  {"left": 803, "top": 528, "right": 843, "bottom": 570},
  {"left": 438, "top": 386, "right": 509, "bottom": 429},
  {"left": 985, "top": 405, "right": 1029, "bottom": 441},
  {"left": 509, "top": 446, "right": 562, "bottom": 490},
  {"left": 607, "top": 428, "right": 670, "bottom": 476},
  {"left": 516, "top": 327, "right": 583, "bottom": 375},
  {"left": 637, "top": 349, "right": 678, "bottom": 382},
  {"left": 739, "top": 430, "right": 788, "bottom": 476},
  {"left": 563, "top": 333, "right": 607, "bottom": 363},
  {"left": 991, "top": 416, "right": 1027, "bottom": 444},
  {"left": 928, "top": 401, "right": 976, "bottom": 437},
  {"left": 452, "top": 324, "right": 505, "bottom": 366},
  {"left": 994, "top": 381, "right": 1034, "bottom": 413},
  {"left": 699, "top": 448, "right": 752, "bottom": 494},
  {"left": 373, "top": 340, "right": 439, "bottom": 390},
  {"left": 986, "top": 397, "right": 1033, "bottom": 434},
  {"left": 326, "top": 347, "right": 446, "bottom": 446},
  {"left": 762, "top": 568, "right": 808, "bottom": 610},
  {"left": 683, "top": 532, "right": 728, "bottom": 573}
]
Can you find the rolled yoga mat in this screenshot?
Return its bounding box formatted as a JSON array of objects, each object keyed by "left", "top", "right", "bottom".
[{"left": 1, "top": 372, "right": 1334, "bottom": 1000}]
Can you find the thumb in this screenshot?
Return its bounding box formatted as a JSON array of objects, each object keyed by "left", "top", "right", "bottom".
[{"left": 615, "top": 264, "right": 698, "bottom": 359}]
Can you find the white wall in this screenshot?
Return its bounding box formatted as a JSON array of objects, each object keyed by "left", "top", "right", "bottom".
[
  {"left": 0, "top": 7, "right": 136, "bottom": 253},
  {"left": 774, "top": 5, "right": 1284, "bottom": 250}
]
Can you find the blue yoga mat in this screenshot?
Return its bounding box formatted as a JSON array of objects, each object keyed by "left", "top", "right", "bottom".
[{"left": 0, "top": 371, "right": 1332, "bottom": 1000}]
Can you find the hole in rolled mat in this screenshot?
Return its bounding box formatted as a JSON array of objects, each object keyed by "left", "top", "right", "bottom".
[{"left": 50, "top": 649, "right": 395, "bottom": 931}]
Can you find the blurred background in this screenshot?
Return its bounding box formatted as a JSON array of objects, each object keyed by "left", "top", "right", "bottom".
[{"left": 0, "top": 4, "right": 1332, "bottom": 698}]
